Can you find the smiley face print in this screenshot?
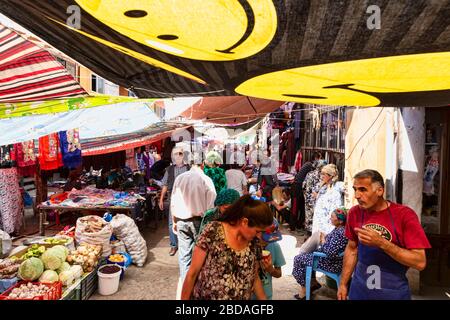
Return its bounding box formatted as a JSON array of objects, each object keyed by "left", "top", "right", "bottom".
[
  {"left": 236, "top": 52, "right": 450, "bottom": 107},
  {"left": 75, "top": 0, "right": 278, "bottom": 61}
]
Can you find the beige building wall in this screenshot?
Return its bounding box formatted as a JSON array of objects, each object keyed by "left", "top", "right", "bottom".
[{"left": 78, "top": 66, "right": 92, "bottom": 93}]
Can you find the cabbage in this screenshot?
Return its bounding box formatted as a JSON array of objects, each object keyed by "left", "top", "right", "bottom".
[
  {"left": 57, "top": 262, "right": 71, "bottom": 274},
  {"left": 41, "top": 249, "right": 63, "bottom": 270},
  {"left": 49, "top": 246, "right": 67, "bottom": 261},
  {"left": 59, "top": 270, "right": 74, "bottom": 286},
  {"left": 70, "top": 265, "right": 83, "bottom": 279},
  {"left": 39, "top": 270, "right": 59, "bottom": 283},
  {"left": 18, "top": 257, "right": 44, "bottom": 281},
  {"left": 52, "top": 245, "right": 69, "bottom": 258}
]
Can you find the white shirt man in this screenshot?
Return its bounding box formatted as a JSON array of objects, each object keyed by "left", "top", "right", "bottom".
[{"left": 170, "top": 165, "right": 216, "bottom": 281}]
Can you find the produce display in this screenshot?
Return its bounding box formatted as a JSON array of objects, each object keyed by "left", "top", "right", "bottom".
[
  {"left": 108, "top": 254, "right": 125, "bottom": 263},
  {"left": 0, "top": 257, "right": 23, "bottom": 279},
  {"left": 75, "top": 216, "right": 112, "bottom": 258},
  {"left": 66, "top": 243, "right": 102, "bottom": 273},
  {"left": 39, "top": 270, "right": 59, "bottom": 283},
  {"left": 110, "top": 214, "right": 147, "bottom": 267},
  {"left": 18, "top": 257, "right": 44, "bottom": 281},
  {"left": 19, "top": 244, "right": 46, "bottom": 259},
  {"left": 5, "top": 282, "right": 54, "bottom": 299},
  {"left": 44, "top": 238, "right": 70, "bottom": 245}
]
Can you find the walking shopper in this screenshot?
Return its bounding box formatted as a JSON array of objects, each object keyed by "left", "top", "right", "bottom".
[
  {"left": 171, "top": 163, "right": 216, "bottom": 281},
  {"left": 203, "top": 150, "right": 227, "bottom": 193},
  {"left": 312, "top": 164, "right": 344, "bottom": 235},
  {"left": 181, "top": 195, "right": 273, "bottom": 300},
  {"left": 159, "top": 146, "right": 190, "bottom": 256},
  {"left": 225, "top": 164, "right": 248, "bottom": 196},
  {"left": 198, "top": 188, "right": 240, "bottom": 236},
  {"left": 291, "top": 152, "right": 322, "bottom": 231},
  {"left": 338, "top": 169, "right": 431, "bottom": 300},
  {"left": 303, "top": 160, "right": 327, "bottom": 235}
]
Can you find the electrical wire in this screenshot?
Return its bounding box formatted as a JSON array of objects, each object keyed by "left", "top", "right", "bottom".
[{"left": 345, "top": 107, "right": 385, "bottom": 161}]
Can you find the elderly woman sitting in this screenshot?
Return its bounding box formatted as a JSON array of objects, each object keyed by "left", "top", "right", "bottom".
[{"left": 292, "top": 207, "right": 348, "bottom": 300}]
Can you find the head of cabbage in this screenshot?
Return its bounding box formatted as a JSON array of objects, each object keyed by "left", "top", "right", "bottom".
[
  {"left": 18, "top": 257, "right": 44, "bottom": 281},
  {"left": 41, "top": 248, "right": 64, "bottom": 270},
  {"left": 39, "top": 270, "right": 59, "bottom": 283}
]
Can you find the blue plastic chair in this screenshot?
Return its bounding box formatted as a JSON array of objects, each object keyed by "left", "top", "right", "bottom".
[{"left": 305, "top": 251, "right": 344, "bottom": 300}]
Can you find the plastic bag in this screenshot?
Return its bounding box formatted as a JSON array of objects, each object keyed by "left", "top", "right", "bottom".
[
  {"left": 75, "top": 216, "right": 112, "bottom": 258},
  {"left": 110, "top": 214, "right": 147, "bottom": 267},
  {"left": 0, "top": 229, "right": 12, "bottom": 258}
]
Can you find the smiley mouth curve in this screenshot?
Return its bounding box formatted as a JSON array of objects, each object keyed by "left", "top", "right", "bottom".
[{"left": 215, "top": 0, "right": 255, "bottom": 54}]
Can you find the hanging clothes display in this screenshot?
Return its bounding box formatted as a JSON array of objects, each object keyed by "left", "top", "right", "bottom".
[
  {"left": 142, "top": 151, "right": 155, "bottom": 180},
  {"left": 12, "top": 140, "right": 36, "bottom": 176},
  {"left": 0, "top": 167, "right": 23, "bottom": 234},
  {"left": 59, "top": 129, "right": 82, "bottom": 169},
  {"left": 38, "top": 133, "right": 63, "bottom": 170},
  {"left": 0, "top": 145, "right": 15, "bottom": 168},
  {"left": 294, "top": 150, "right": 303, "bottom": 173}
]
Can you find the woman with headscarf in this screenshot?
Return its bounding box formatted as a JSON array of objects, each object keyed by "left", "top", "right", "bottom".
[
  {"left": 198, "top": 188, "right": 240, "bottom": 236},
  {"left": 312, "top": 164, "right": 345, "bottom": 235},
  {"left": 302, "top": 160, "right": 327, "bottom": 235},
  {"left": 203, "top": 150, "right": 227, "bottom": 193},
  {"left": 292, "top": 207, "right": 348, "bottom": 300}
]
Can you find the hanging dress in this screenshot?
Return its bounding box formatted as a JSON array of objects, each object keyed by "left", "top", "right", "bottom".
[
  {"left": 39, "top": 133, "right": 63, "bottom": 170},
  {"left": 59, "top": 129, "right": 82, "bottom": 169}
]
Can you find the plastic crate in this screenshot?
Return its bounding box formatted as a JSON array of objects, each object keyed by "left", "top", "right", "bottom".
[
  {"left": 80, "top": 270, "right": 97, "bottom": 300},
  {"left": 62, "top": 287, "right": 81, "bottom": 300},
  {"left": 0, "top": 281, "right": 62, "bottom": 300}
]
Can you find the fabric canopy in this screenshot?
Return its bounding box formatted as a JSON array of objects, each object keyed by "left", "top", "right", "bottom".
[
  {"left": 0, "top": 24, "right": 86, "bottom": 103},
  {"left": 82, "top": 123, "right": 190, "bottom": 156},
  {"left": 0, "top": 100, "right": 160, "bottom": 146},
  {"left": 178, "top": 96, "right": 284, "bottom": 124},
  {"left": 0, "top": 1, "right": 449, "bottom": 107},
  {"left": 0, "top": 95, "right": 150, "bottom": 119}
]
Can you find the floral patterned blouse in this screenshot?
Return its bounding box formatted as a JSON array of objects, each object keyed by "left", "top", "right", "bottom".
[
  {"left": 192, "top": 221, "right": 261, "bottom": 300},
  {"left": 312, "top": 181, "right": 345, "bottom": 234}
]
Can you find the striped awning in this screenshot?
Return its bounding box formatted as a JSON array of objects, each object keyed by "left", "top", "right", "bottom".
[{"left": 0, "top": 24, "right": 86, "bottom": 103}]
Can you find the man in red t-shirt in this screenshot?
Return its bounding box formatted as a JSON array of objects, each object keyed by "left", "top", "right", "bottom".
[{"left": 337, "top": 169, "right": 431, "bottom": 300}]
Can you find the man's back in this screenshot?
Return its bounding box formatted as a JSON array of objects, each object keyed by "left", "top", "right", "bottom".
[{"left": 171, "top": 167, "right": 217, "bottom": 219}]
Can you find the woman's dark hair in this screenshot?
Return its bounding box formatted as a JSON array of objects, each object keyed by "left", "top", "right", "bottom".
[{"left": 217, "top": 195, "right": 273, "bottom": 227}]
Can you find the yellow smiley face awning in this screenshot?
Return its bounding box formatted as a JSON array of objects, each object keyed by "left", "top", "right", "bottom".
[{"left": 1, "top": 0, "right": 449, "bottom": 107}]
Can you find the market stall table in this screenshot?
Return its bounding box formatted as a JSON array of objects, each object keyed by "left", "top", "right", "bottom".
[{"left": 37, "top": 203, "right": 144, "bottom": 236}]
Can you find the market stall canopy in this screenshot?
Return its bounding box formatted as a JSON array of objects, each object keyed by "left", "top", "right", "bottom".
[
  {"left": 81, "top": 122, "right": 190, "bottom": 156},
  {"left": 0, "top": 95, "right": 147, "bottom": 119},
  {"left": 178, "top": 96, "right": 284, "bottom": 124},
  {"left": 0, "top": 1, "right": 449, "bottom": 107},
  {"left": 0, "top": 24, "right": 86, "bottom": 103},
  {"left": 0, "top": 100, "right": 159, "bottom": 146}
]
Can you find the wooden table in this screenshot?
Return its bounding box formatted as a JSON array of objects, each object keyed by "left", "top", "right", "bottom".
[{"left": 37, "top": 204, "right": 142, "bottom": 236}]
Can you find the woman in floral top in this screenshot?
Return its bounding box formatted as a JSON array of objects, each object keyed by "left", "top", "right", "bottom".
[
  {"left": 181, "top": 195, "right": 273, "bottom": 300},
  {"left": 303, "top": 160, "right": 327, "bottom": 234}
]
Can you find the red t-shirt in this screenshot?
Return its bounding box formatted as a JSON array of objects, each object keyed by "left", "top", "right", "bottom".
[{"left": 345, "top": 202, "right": 431, "bottom": 249}]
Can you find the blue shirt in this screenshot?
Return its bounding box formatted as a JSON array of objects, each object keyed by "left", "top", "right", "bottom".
[{"left": 252, "top": 242, "right": 286, "bottom": 300}]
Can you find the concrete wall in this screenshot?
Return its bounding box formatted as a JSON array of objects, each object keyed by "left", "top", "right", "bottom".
[{"left": 79, "top": 66, "right": 92, "bottom": 92}]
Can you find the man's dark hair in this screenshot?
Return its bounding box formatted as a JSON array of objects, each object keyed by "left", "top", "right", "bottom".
[
  {"left": 313, "top": 151, "right": 322, "bottom": 160},
  {"left": 353, "top": 169, "right": 385, "bottom": 188}
]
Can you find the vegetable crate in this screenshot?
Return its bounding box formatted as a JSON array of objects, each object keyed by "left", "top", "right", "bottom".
[
  {"left": 0, "top": 281, "right": 62, "bottom": 300},
  {"left": 80, "top": 269, "right": 97, "bottom": 300},
  {"left": 62, "top": 286, "right": 81, "bottom": 300}
]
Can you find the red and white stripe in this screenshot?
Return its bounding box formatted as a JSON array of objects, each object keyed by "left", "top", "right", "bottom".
[{"left": 0, "top": 25, "right": 87, "bottom": 103}]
